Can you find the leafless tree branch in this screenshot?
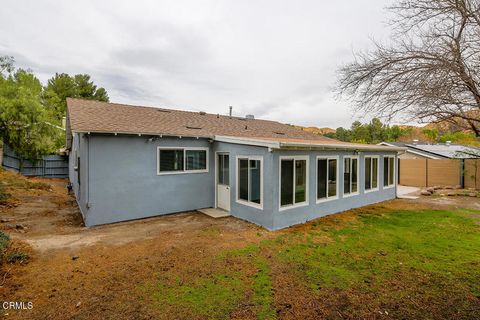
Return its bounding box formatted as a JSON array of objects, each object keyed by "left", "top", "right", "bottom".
[{"left": 337, "top": 0, "right": 480, "bottom": 136}]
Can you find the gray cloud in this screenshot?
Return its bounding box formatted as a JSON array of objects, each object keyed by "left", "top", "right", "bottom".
[{"left": 0, "top": 0, "right": 393, "bottom": 128}]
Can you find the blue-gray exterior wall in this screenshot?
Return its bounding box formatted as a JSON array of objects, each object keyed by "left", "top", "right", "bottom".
[
  {"left": 69, "top": 134, "right": 397, "bottom": 230},
  {"left": 83, "top": 135, "right": 214, "bottom": 227},
  {"left": 213, "top": 142, "right": 275, "bottom": 229},
  {"left": 269, "top": 150, "right": 397, "bottom": 230},
  {"left": 69, "top": 133, "right": 89, "bottom": 220}
]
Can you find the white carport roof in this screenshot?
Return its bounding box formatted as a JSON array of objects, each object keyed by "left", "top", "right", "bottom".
[{"left": 215, "top": 136, "right": 406, "bottom": 152}]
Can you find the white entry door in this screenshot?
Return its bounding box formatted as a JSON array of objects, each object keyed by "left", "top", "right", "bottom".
[{"left": 217, "top": 153, "right": 230, "bottom": 211}]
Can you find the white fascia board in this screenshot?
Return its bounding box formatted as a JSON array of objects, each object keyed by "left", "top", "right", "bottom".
[
  {"left": 214, "top": 136, "right": 279, "bottom": 148},
  {"left": 214, "top": 136, "right": 406, "bottom": 152},
  {"left": 279, "top": 141, "right": 406, "bottom": 152}
]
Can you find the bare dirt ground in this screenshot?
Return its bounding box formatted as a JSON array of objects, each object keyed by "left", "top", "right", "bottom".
[
  {"left": 0, "top": 176, "right": 269, "bottom": 319},
  {"left": 0, "top": 173, "right": 479, "bottom": 319}
]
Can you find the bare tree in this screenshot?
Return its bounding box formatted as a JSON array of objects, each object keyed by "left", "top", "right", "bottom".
[{"left": 337, "top": 0, "right": 480, "bottom": 136}]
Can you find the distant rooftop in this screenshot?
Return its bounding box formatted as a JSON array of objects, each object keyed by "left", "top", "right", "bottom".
[{"left": 380, "top": 141, "right": 480, "bottom": 159}]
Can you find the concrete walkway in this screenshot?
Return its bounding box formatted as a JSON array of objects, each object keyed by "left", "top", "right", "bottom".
[
  {"left": 198, "top": 208, "right": 231, "bottom": 218},
  {"left": 397, "top": 185, "right": 420, "bottom": 199}
]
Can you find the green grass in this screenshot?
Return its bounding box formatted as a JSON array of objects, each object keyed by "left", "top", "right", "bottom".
[
  {"left": 0, "top": 231, "right": 10, "bottom": 264},
  {"left": 279, "top": 210, "right": 480, "bottom": 292},
  {"left": 143, "top": 208, "right": 480, "bottom": 319},
  {"left": 252, "top": 257, "right": 276, "bottom": 320},
  {"left": 149, "top": 273, "right": 245, "bottom": 319}
]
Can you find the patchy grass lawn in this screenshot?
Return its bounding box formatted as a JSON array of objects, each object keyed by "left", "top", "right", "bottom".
[
  {"left": 142, "top": 208, "right": 480, "bottom": 319},
  {"left": 1, "top": 172, "right": 479, "bottom": 319}
]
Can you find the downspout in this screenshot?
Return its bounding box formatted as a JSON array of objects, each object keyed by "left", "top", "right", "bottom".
[
  {"left": 396, "top": 150, "right": 406, "bottom": 185},
  {"left": 460, "top": 159, "right": 465, "bottom": 189},
  {"left": 86, "top": 134, "right": 90, "bottom": 211}
]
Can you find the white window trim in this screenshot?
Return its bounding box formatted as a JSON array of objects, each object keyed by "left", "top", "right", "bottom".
[
  {"left": 316, "top": 156, "right": 339, "bottom": 204},
  {"left": 235, "top": 155, "right": 264, "bottom": 210},
  {"left": 364, "top": 155, "right": 380, "bottom": 193},
  {"left": 343, "top": 156, "right": 360, "bottom": 198},
  {"left": 279, "top": 156, "right": 309, "bottom": 212},
  {"left": 157, "top": 147, "right": 209, "bottom": 175},
  {"left": 383, "top": 155, "right": 396, "bottom": 189}
]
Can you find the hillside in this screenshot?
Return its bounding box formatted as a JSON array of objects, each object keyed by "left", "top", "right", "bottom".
[{"left": 295, "top": 126, "right": 335, "bottom": 135}]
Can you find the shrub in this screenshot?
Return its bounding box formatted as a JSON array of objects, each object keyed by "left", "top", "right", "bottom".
[{"left": 7, "top": 252, "right": 30, "bottom": 263}]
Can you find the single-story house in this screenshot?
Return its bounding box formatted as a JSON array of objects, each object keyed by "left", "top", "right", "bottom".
[
  {"left": 66, "top": 98, "right": 404, "bottom": 230},
  {"left": 379, "top": 141, "right": 480, "bottom": 159}
]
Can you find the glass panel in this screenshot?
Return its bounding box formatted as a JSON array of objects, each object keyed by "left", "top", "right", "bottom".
[
  {"left": 186, "top": 150, "right": 206, "bottom": 170},
  {"left": 281, "top": 160, "right": 294, "bottom": 206},
  {"left": 372, "top": 158, "right": 378, "bottom": 189},
  {"left": 239, "top": 159, "right": 249, "bottom": 201},
  {"left": 344, "top": 158, "right": 351, "bottom": 194},
  {"left": 389, "top": 157, "right": 394, "bottom": 185},
  {"left": 218, "top": 154, "right": 229, "bottom": 185},
  {"left": 317, "top": 159, "right": 327, "bottom": 199},
  {"left": 249, "top": 160, "right": 261, "bottom": 204},
  {"left": 159, "top": 149, "right": 184, "bottom": 172},
  {"left": 365, "top": 157, "right": 372, "bottom": 190},
  {"left": 295, "top": 160, "right": 307, "bottom": 204},
  {"left": 352, "top": 159, "right": 358, "bottom": 193},
  {"left": 223, "top": 155, "right": 230, "bottom": 185},
  {"left": 383, "top": 157, "right": 389, "bottom": 187},
  {"left": 328, "top": 159, "right": 337, "bottom": 197},
  {"left": 218, "top": 154, "right": 224, "bottom": 184}
]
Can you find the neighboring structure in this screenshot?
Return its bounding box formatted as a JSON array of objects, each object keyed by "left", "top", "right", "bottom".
[
  {"left": 379, "top": 141, "right": 480, "bottom": 159},
  {"left": 66, "top": 98, "right": 403, "bottom": 230}
]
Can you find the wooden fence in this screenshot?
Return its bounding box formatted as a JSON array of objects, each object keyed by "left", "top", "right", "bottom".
[
  {"left": 465, "top": 159, "right": 480, "bottom": 189},
  {"left": 398, "top": 158, "right": 480, "bottom": 189},
  {"left": 1, "top": 144, "right": 68, "bottom": 178}
]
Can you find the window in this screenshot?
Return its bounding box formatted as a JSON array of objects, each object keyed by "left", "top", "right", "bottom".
[
  {"left": 157, "top": 147, "right": 208, "bottom": 174},
  {"left": 237, "top": 156, "right": 263, "bottom": 208},
  {"left": 280, "top": 156, "right": 308, "bottom": 209},
  {"left": 364, "top": 156, "right": 379, "bottom": 191},
  {"left": 186, "top": 150, "right": 207, "bottom": 170},
  {"left": 383, "top": 156, "right": 395, "bottom": 187},
  {"left": 218, "top": 154, "right": 230, "bottom": 185},
  {"left": 317, "top": 157, "right": 338, "bottom": 202},
  {"left": 344, "top": 156, "right": 358, "bottom": 195}
]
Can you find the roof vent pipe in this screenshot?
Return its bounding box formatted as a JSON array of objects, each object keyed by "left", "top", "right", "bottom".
[
  {"left": 446, "top": 140, "right": 451, "bottom": 145},
  {"left": 412, "top": 139, "right": 419, "bottom": 145},
  {"left": 229, "top": 106, "right": 232, "bottom": 118}
]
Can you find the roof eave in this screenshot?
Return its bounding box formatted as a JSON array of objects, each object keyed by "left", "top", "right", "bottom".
[
  {"left": 214, "top": 136, "right": 280, "bottom": 148},
  {"left": 215, "top": 136, "right": 406, "bottom": 152},
  {"left": 72, "top": 130, "right": 214, "bottom": 140},
  {"left": 279, "top": 142, "right": 406, "bottom": 152}
]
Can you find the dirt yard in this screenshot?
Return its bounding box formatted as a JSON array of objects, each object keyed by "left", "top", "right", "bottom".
[{"left": 1, "top": 170, "right": 479, "bottom": 319}]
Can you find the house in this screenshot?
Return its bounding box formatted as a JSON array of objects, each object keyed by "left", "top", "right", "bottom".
[
  {"left": 379, "top": 141, "right": 480, "bottom": 159},
  {"left": 66, "top": 98, "right": 404, "bottom": 230}
]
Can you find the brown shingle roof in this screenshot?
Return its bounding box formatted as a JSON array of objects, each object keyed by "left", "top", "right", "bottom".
[{"left": 66, "top": 98, "right": 334, "bottom": 142}]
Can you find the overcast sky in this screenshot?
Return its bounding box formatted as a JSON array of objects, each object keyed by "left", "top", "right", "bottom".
[{"left": 1, "top": 0, "right": 394, "bottom": 128}]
